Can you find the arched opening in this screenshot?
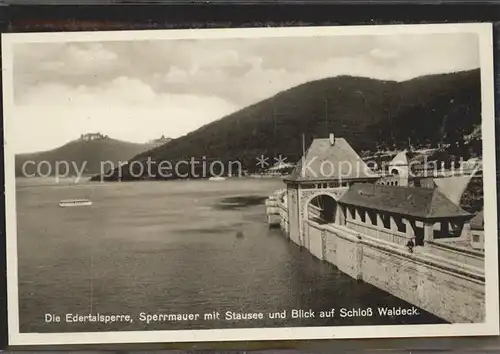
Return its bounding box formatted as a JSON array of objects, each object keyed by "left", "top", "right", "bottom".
[
  {"left": 308, "top": 194, "right": 338, "bottom": 224},
  {"left": 391, "top": 168, "right": 399, "bottom": 176}
]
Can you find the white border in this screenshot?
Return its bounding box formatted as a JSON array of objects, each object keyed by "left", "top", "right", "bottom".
[{"left": 3, "top": 23, "right": 499, "bottom": 346}]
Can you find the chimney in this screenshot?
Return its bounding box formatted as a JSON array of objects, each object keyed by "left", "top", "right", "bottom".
[{"left": 329, "top": 133, "right": 335, "bottom": 146}]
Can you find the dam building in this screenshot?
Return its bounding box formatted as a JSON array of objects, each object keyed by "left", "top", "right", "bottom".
[{"left": 266, "top": 134, "right": 485, "bottom": 324}]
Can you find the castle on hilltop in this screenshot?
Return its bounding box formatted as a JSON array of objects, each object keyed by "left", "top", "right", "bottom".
[
  {"left": 150, "top": 135, "right": 172, "bottom": 144},
  {"left": 80, "top": 133, "right": 108, "bottom": 141}
]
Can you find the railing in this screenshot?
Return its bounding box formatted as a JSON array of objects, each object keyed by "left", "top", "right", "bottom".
[
  {"left": 345, "top": 219, "right": 410, "bottom": 246},
  {"left": 307, "top": 204, "right": 323, "bottom": 219},
  {"left": 426, "top": 240, "right": 484, "bottom": 269},
  {"left": 306, "top": 219, "right": 484, "bottom": 280}
]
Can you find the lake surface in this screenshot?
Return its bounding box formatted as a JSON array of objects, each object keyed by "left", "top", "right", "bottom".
[{"left": 15, "top": 177, "right": 444, "bottom": 333}]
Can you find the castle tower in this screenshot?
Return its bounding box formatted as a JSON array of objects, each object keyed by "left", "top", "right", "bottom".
[
  {"left": 388, "top": 150, "right": 410, "bottom": 187},
  {"left": 283, "top": 133, "right": 380, "bottom": 247}
]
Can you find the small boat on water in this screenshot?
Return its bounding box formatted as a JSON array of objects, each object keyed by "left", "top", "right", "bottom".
[
  {"left": 209, "top": 176, "right": 226, "bottom": 181},
  {"left": 58, "top": 199, "right": 93, "bottom": 207}
]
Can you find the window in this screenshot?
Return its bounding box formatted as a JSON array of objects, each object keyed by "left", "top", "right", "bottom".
[
  {"left": 396, "top": 217, "right": 406, "bottom": 233},
  {"left": 367, "top": 210, "right": 377, "bottom": 225},
  {"left": 381, "top": 214, "right": 391, "bottom": 229},
  {"left": 359, "top": 209, "right": 366, "bottom": 223},
  {"left": 349, "top": 207, "right": 356, "bottom": 220},
  {"left": 340, "top": 206, "right": 347, "bottom": 225},
  {"left": 473, "top": 234, "right": 481, "bottom": 243}
]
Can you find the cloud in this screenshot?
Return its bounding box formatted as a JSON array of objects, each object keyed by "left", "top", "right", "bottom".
[
  {"left": 370, "top": 48, "right": 400, "bottom": 60},
  {"left": 14, "top": 32, "right": 480, "bottom": 106},
  {"left": 165, "top": 66, "right": 190, "bottom": 84},
  {"left": 196, "top": 49, "right": 241, "bottom": 70},
  {"left": 65, "top": 43, "right": 118, "bottom": 72},
  {"left": 13, "top": 78, "right": 238, "bottom": 153},
  {"left": 10, "top": 31, "right": 481, "bottom": 152}
]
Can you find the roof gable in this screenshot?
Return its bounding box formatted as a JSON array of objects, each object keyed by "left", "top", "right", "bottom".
[
  {"left": 339, "top": 183, "right": 471, "bottom": 219},
  {"left": 285, "top": 138, "right": 379, "bottom": 182},
  {"left": 433, "top": 176, "right": 473, "bottom": 206},
  {"left": 389, "top": 150, "right": 409, "bottom": 167}
]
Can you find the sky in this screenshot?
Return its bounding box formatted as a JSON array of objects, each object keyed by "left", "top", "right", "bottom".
[{"left": 10, "top": 30, "right": 480, "bottom": 153}]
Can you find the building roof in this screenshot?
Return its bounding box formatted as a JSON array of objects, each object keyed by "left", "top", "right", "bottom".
[
  {"left": 470, "top": 210, "right": 484, "bottom": 230},
  {"left": 339, "top": 183, "right": 472, "bottom": 219},
  {"left": 433, "top": 176, "right": 472, "bottom": 206},
  {"left": 284, "top": 137, "right": 380, "bottom": 182},
  {"left": 388, "top": 150, "right": 409, "bottom": 167}
]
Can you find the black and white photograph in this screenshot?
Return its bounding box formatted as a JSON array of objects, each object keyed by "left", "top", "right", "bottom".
[{"left": 3, "top": 23, "right": 499, "bottom": 345}]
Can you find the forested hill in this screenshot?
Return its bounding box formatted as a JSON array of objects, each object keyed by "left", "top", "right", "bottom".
[
  {"left": 97, "top": 69, "right": 481, "bottom": 181},
  {"left": 16, "top": 137, "right": 161, "bottom": 177}
]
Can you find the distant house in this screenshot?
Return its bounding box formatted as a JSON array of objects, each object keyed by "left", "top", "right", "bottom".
[{"left": 470, "top": 210, "right": 484, "bottom": 251}]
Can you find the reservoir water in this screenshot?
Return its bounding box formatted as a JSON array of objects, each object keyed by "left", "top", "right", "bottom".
[{"left": 15, "top": 177, "right": 444, "bottom": 333}]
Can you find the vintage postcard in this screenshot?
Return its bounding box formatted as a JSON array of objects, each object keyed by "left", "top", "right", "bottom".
[{"left": 3, "top": 23, "right": 499, "bottom": 346}]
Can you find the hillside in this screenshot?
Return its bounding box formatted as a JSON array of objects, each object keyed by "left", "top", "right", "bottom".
[
  {"left": 16, "top": 136, "right": 161, "bottom": 177},
  {"left": 97, "top": 69, "right": 481, "bottom": 181}
]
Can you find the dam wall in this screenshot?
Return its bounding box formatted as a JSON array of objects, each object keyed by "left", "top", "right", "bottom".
[{"left": 266, "top": 194, "right": 485, "bottom": 324}]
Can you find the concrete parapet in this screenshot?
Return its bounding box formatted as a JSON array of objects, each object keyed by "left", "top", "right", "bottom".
[{"left": 305, "top": 220, "right": 485, "bottom": 323}]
